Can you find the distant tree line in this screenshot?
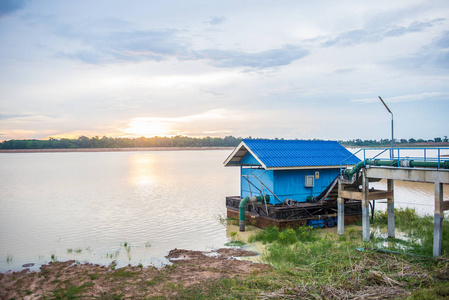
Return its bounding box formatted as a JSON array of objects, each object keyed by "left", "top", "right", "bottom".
[
  {"left": 0, "top": 135, "right": 243, "bottom": 149},
  {"left": 340, "top": 136, "right": 448, "bottom": 147},
  {"left": 0, "top": 135, "right": 447, "bottom": 150}
]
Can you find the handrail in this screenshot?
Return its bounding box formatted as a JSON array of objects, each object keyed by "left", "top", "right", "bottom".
[{"left": 340, "top": 147, "right": 449, "bottom": 177}]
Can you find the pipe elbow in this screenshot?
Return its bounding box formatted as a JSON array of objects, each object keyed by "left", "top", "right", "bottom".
[{"left": 239, "top": 196, "right": 250, "bottom": 209}]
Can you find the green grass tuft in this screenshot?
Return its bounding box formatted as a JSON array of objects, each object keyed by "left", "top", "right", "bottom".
[
  {"left": 50, "top": 282, "right": 94, "bottom": 299},
  {"left": 224, "top": 240, "right": 246, "bottom": 247},
  {"left": 248, "top": 225, "right": 315, "bottom": 245},
  {"left": 111, "top": 268, "right": 137, "bottom": 278}
]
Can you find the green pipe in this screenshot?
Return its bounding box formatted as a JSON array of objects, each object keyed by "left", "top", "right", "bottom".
[
  {"left": 372, "top": 159, "right": 398, "bottom": 167},
  {"left": 409, "top": 160, "right": 449, "bottom": 168},
  {"left": 239, "top": 195, "right": 270, "bottom": 231},
  {"left": 344, "top": 159, "right": 372, "bottom": 178},
  {"left": 344, "top": 158, "right": 449, "bottom": 179}
]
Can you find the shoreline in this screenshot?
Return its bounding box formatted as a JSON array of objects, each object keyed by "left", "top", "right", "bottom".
[
  {"left": 0, "top": 147, "right": 234, "bottom": 153},
  {"left": 0, "top": 248, "right": 267, "bottom": 299}
]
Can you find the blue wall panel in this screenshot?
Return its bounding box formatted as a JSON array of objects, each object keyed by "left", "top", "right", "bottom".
[
  {"left": 239, "top": 152, "right": 340, "bottom": 205},
  {"left": 273, "top": 169, "right": 339, "bottom": 203},
  {"left": 240, "top": 167, "right": 274, "bottom": 199},
  {"left": 241, "top": 152, "right": 261, "bottom": 165}
]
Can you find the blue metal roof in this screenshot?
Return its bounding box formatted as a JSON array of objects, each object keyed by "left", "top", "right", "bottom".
[{"left": 224, "top": 139, "right": 360, "bottom": 169}]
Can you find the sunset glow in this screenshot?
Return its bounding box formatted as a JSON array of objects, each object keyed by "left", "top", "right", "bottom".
[{"left": 123, "top": 118, "right": 173, "bottom": 137}]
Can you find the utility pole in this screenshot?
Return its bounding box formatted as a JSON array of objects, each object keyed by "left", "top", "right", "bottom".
[{"left": 378, "top": 96, "right": 394, "bottom": 158}]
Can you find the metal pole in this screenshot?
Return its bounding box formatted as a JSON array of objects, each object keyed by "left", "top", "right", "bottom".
[{"left": 379, "top": 96, "right": 394, "bottom": 158}]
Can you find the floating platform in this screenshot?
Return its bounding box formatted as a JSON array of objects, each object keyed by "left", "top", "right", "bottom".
[{"left": 226, "top": 196, "right": 362, "bottom": 230}]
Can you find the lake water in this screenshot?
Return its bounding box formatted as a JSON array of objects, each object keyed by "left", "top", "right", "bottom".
[
  {"left": 0, "top": 149, "right": 447, "bottom": 272},
  {"left": 0, "top": 150, "right": 239, "bottom": 272}
]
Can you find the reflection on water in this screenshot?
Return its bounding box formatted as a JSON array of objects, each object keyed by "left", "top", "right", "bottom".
[
  {"left": 0, "top": 151, "right": 238, "bottom": 272},
  {"left": 0, "top": 150, "right": 447, "bottom": 272}
]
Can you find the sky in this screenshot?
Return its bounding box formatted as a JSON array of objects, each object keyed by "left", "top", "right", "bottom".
[{"left": 0, "top": 0, "right": 448, "bottom": 141}]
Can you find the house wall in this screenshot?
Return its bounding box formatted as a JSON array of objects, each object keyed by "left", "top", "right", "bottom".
[
  {"left": 273, "top": 169, "right": 339, "bottom": 203},
  {"left": 240, "top": 152, "right": 275, "bottom": 200},
  {"left": 240, "top": 167, "right": 274, "bottom": 199},
  {"left": 239, "top": 152, "right": 340, "bottom": 204}
]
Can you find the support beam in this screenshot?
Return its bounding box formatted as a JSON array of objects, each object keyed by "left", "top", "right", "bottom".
[
  {"left": 337, "top": 197, "right": 344, "bottom": 235},
  {"left": 361, "top": 170, "right": 370, "bottom": 242},
  {"left": 387, "top": 179, "right": 395, "bottom": 238},
  {"left": 366, "top": 166, "right": 449, "bottom": 184},
  {"left": 434, "top": 182, "right": 444, "bottom": 257}
]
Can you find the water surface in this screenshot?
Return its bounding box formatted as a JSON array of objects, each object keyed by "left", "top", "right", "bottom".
[{"left": 0, "top": 150, "right": 238, "bottom": 272}]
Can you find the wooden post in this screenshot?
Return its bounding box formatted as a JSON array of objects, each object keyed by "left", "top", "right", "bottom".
[
  {"left": 338, "top": 197, "right": 344, "bottom": 235},
  {"left": 362, "top": 170, "right": 370, "bottom": 242},
  {"left": 434, "top": 181, "right": 444, "bottom": 257},
  {"left": 387, "top": 179, "right": 395, "bottom": 238}
]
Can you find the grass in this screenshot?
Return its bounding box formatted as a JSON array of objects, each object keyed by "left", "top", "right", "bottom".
[
  {"left": 218, "top": 214, "right": 238, "bottom": 226},
  {"left": 50, "top": 282, "right": 94, "bottom": 299},
  {"left": 111, "top": 268, "right": 137, "bottom": 278},
  {"left": 248, "top": 225, "right": 316, "bottom": 244},
  {"left": 167, "top": 208, "right": 448, "bottom": 299},
  {"left": 225, "top": 231, "right": 246, "bottom": 247},
  {"left": 407, "top": 282, "right": 449, "bottom": 299},
  {"left": 370, "top": 207, "right": 449, "bottom": 256},
  {"left": 224, "top": 240, "right": 246, "bottom": 247}
]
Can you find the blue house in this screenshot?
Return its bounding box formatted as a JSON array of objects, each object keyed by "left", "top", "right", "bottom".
[{"left": 224, "top": 139, "right": 360, "bottom": 205}]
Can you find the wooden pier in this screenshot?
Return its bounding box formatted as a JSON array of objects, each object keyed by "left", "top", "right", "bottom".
[{"left": 337, "top": 166, "right": 449, "bottom": 257}]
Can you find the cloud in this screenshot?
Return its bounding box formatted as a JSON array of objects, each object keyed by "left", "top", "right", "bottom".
[
  {"left": 56, "top": 23, "right": 309, "bottom": 69},
  {"left": 0, "top": 113, "right": 34, "bottom": 120},
  {"left": 57, "top": 28, "right": 190, "bottom": 64},
  {"left": 435, "top": 31, "right": 449, "bottom": 48},
  {"left": 351, "top": 92, "right": 449, "bottom": 104},
  {"left": 197, "top": 44, "right": 310, "bottom": 68},
  {"left": 204, "top": 16, "right": 226, "bottom": 25},
  {"left": 384, "top": 30, "right": 449, "bottom": 72},
  {"left": 321, "top": 19, "right": 444, "bottom": 47},
  {"left": 0, "top": 0, "right": 26, "bottom": 18}
]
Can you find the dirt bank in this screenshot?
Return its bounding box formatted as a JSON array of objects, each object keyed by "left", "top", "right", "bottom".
[{"left": 0, "top": 248, "right": 270, "bottom": 299}]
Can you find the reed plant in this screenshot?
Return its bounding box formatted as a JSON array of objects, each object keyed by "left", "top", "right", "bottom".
[
  {"left": 371, "top": 208, "right": 449, "bottom": 256},
  {"left": 225, "top": 231, "right": 246, "bottom": 247}
]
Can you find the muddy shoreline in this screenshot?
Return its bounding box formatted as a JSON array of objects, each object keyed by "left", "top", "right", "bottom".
[
  {"left": 0, "top": 248, "right": 269, "bottom": 299},
  {"left": 0, "top": 147, "right": 234, "bottom": 153}
]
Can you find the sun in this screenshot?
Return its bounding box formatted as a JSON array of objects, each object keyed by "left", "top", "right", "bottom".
[{"left": 123, "top": 118, "right": 172, "bottom": 137}]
